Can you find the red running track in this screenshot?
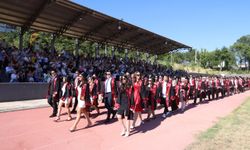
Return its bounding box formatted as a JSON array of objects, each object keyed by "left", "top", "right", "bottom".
[{"left": 0, "top": 91, "right": 249, "bottom": 150}]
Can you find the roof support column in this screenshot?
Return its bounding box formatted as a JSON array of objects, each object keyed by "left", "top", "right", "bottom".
[
  {"left": 75, "top": 38, "right": 80, "bottom": 68},
  {"left": 19, "top": 27, "right": 25, "bottom": 50}
]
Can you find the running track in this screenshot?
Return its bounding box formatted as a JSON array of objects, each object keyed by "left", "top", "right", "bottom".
[{"left": 0, "top": 91, "right": 249, "bottom": 150}]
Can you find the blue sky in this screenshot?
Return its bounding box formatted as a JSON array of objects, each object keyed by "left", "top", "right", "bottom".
[{"left": 73, "top": 0, "right": 250, "bottom": 51}]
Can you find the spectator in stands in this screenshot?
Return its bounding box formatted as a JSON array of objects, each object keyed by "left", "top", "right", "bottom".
[
  {"left": 10, "top": 70, "right": 18, "bottom": 82},
  {"left": 0, "top": 45, "right": 190, "bottom": 83},
  {"left": 0, "top": 49, "right": 3, "bottom": 69}
]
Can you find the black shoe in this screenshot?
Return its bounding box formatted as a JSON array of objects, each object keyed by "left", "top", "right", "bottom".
[
  {"left": 104, "top": 119, "right": 110, "bottom": 124},
  {"left": 49, "top": 114, "right": 56, "bottom": 118},
  {"left": 71, "top": 110, "right": 77, "bottom": 114},
  {"left": 112, "top": 111, "right": 117, "bottom": 119}
]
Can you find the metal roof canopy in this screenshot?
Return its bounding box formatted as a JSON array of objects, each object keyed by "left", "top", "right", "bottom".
[{"left": 0, "top": 0, "right": 191, "bottom": 54}]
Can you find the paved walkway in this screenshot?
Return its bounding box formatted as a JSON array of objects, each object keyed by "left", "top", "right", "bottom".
[
  {"left": 0, "top": 91, "right": 249, "bottom": 150},
  {"left": 0, "top": 99, "right": 48, "bottom": 113}
]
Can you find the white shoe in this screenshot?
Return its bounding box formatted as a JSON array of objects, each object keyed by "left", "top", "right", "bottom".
[
  {"left": 162, "top": 113, "right": 166, "bottom": 118},
  {"left": 124, "top": 132, "right": 130, "bottom": 137},
  {"left": 166, "top": 112, "right": 170, "bottom": 116},
  {"left": 121, "top": 130, "right": 126, "bottom": 136}
]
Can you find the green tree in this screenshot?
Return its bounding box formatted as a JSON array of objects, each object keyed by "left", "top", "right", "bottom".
[{"left": 231, "top": 35, "right": 250, "bottom": 70}]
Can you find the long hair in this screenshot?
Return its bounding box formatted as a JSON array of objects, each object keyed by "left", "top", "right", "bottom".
[{"left": 120, "top": 76, "right": 129, "bottom": 92}]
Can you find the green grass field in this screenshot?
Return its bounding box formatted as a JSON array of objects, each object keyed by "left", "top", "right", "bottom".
[{"left": 187, "top": 97, "right": 250, "bottom": 150}]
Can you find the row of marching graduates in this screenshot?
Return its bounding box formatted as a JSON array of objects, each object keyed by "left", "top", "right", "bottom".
[{"left": 47, "top": 69, "right": 250, "bottom": 137}]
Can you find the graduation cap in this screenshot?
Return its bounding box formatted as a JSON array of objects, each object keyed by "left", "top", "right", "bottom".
[{"left": 79, "top": 72, "right": 88, "bottom": 78}]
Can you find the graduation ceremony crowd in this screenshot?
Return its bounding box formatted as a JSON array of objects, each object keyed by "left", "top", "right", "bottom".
[{"left": 1, "top": 42, "right": 250, "bottom": 137}]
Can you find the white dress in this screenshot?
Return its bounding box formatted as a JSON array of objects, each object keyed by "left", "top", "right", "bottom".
[
  {"left": 60, "top": 83, "right": 69, "bottom": 105},
  {"left": 77, "top": 85, "right": 86, "bottom": 108}
]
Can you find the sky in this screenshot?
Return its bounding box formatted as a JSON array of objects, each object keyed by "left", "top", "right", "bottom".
[{"left": 73, "top": 0, "right": 250, "bottom": 51}]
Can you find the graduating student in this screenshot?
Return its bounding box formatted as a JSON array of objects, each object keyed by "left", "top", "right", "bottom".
[
  {"left": 212, "top": 76, "right": 216, "bottom": 99},
  {"left": 71, "top": 70, "right": 80, "bottom": 114},
  {"left": 215, "top": 77, "right": 222, "bottom": 99},
  {"left": 47, "top": 70, "right": 61, "bottom": 117},
  {"left": 238, "top": 77, "right": 244, "bottom": 93},
  {"left": 92, "top": 74, "right": 102, "bottom": 102},
  {"left": 131, "top": 72, "right": 144, "bottom": 128},
  {"left": 155, "top": 75, "right": 163, "bottom": 105},
  {"left": 55, "top": 76, "right": 72, "bottom": 121},
  {"left": 70, "top": 73, "right": 92, "bottom": 132},
  {"left": 188, "top": 75, "right": 195, "bottom": 99},
  {"left": 248, "top": 78, "right": 250, "bottom": 90},
  {"left": 88, "top": 76, "right": 100, "bottom": 115},
  {"left": 103, "top": 71, "right": 117, "bottom": 123},
  {"left": 234, "top": 77, "right": 239, "bottom": 94},
  {"left": 225, "top": 77, "right": 230, "bottom": 96},
  {"left": 162, "top": 75, "right": 171, "bottom": 118},
  {"left": 198, "top": 77, "right": 207, "bottom": 102},
  {"left": 141, "top": 76, "right": 150, "bottom": 112},
  {"left": 220, "top": 77, "right": 225, "bottom": 98},
  {"left": 206, "top": 77, "right": 214, "bottom": 100},
  {"left": 229, "top": 77, "right": 235, "bottom": 95},
  {"left": 116, "top": 76, "right": 133, "bottom": 137},
  {"left": 170, "top": 78, "right": 179, "bottom": 111},
  {"left": 193, "top": 77, "right": 200, "bottom": 104},
  {"left": 147, "top": 77, "right": 157, "bottom": 119},
  {"left": 180, "top": 77, "right": 188, "bottom": 111}
]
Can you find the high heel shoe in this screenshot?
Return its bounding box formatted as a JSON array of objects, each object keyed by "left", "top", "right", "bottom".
[
  {"left": 69, "top": 127, "right": 76, "bottom": 132},
  {"left": 124, "top": 131, "right": 130, "bottom": 137},
  {"left": 54, "top": 117, "right": 60, "bottom": 122},
  {"left": 120, "top": 129, "right": 126, "bottom": 136},
  {"left": 67, "top": 117, "right": 72, "bottom": 121}
]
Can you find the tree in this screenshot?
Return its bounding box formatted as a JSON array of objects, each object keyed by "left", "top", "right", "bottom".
[{"left": 231, "top": 35, "right": 250, "bottom": 70}]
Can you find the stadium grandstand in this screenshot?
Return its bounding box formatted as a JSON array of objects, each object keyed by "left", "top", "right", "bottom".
[{"left": 0, "top": 0, "right": 191, "bottom": 83}]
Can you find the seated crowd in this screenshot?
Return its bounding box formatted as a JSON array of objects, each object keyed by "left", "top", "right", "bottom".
[{"left": 0, "top": 44, "right": 187, "bottom": 83}]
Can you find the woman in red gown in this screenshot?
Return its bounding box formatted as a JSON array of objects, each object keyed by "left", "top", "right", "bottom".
[
  {"left": 88, "top": 77, "right": 100, "bottom": 115},
  {"left": 131, "top": 72, "right": 144, "bottom": 128},
  {"left": 117, "top": 75, "right": 133, "bottom": 137},
  {"left": 147, "top": 77, "right": 157, "bottom": 120},
  {"left": 69, "top": 74, "right": 92, "bottom": 132}
]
